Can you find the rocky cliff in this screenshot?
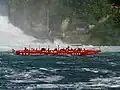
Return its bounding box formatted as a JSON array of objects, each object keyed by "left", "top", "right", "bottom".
[{"left": 5, "top": 0, "right": 120, "bottom": 45}]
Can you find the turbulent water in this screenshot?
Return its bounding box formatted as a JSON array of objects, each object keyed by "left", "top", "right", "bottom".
[{"left": 0, "top": 52, "right": 120, "bottom": 90}]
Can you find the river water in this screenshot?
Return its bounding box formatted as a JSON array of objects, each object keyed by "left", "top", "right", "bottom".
[{"left": 0, "top": 52, "right": 120, "bottom": 90}]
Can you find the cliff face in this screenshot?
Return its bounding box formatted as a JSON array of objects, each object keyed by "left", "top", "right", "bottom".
[
  {"left": 5, "top": 0, "right": 120, "bottom": 45},
  {"left": 7, "top": 0, "right": 52, "bottom": 41}
]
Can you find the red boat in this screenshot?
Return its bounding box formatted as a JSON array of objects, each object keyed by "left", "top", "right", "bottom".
[{"left": 12, "top": 45, "right": 101, "bottom": 56}]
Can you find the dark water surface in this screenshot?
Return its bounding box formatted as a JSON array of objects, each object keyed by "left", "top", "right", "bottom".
[{"left": 0, "top": 52, "right": 120, "bottom": 90}]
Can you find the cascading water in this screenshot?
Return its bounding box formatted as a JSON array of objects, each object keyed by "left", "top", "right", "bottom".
[
  {"left": 0, "top": 0, "right": 68, "bottom": 51},
  {"left": 61, "top": 18, "right": 69, "bottom": 38},
  {"left": 0, "top": 0, "right": 38, "bottom": 51}
]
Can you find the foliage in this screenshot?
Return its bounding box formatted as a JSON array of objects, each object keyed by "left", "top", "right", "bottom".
[
  {"left": 67, "top": 0, "right": 111, "bottom": 22},
  {"left": 108, "top": 0, "right": 120, "bottom": 4}
]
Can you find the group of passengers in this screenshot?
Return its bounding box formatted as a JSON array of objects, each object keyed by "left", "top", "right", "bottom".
[{"left": 24, "top": 46, "right": 85, "bottom": 51}]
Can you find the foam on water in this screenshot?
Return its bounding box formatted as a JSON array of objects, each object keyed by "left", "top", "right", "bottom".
[
  {"left": 81, "top": 68, "right": 114, "bottom": 74},
  {"left": 0, "top": 52, "right": 120, "bottom": 89},
  {"left": 26, "top": 84, "right": 76, "bottom": 89},
  {"left": 23, "top": 76, "right": 120, "bottom": 89},
  {"left": 82, "top": 77, "right": 120, "bottom": 89},
  {"left": 5, "top": 68, "right": 64, "bottom": 84}
]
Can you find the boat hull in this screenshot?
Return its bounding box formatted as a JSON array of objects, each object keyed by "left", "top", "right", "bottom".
[{"left": 14, "top": 49, "right": 101, "bottom": 56}]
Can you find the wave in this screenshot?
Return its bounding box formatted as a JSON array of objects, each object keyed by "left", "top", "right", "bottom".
[
  {"left": 21, "top": 76, "right": 120, "bottom": 90},
  {"left": 4, "top": 68, "right": 64, "bottom": 84}
]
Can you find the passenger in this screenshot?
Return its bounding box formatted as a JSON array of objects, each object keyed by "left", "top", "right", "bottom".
[
  {"left": 60, "top": 48, "right": 65, "bottom": 51},
  {"left": 48, "top": 48, "right": 50, "bottom": 50},
  {"left": 66, "top": 46, "right": 70, "bottom": 50},
  {"left": 32, "top": 48, "right": 35, "bottom": 50},
  {"left": 31, "top": 48, "right": 33, "bottom": 50},
  {"left": 54, "top": 48, "right": 57, "bottom": 51},
  {"left": 78, "top": 48, "right": 82, "bottom": 51},
  {"left": 24, "top": 47, "right": 28, "bottom": 50},
  {"left": 67, "top": 46, "right": 70, "bottom": 48},
  {"left": 41, "top": 48, "right": 46, "bottom": 50}
]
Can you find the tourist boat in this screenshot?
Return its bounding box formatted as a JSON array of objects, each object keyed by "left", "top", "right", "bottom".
[{"left": 12, "top": 45, "right": 101, "bottom": 56}]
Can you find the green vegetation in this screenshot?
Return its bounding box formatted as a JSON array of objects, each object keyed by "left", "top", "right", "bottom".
[{"left": 65, "top": 0, "right": 120, "bottom": 45}]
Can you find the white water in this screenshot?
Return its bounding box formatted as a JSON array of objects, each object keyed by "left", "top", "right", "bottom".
[
  {"left": 0, "top": 1, "right": 69, "bottom": 51},
  {"left": 0, "top": 16, "right": 68, "bottom": 51},
  {"left": 0, "top": 15, "right": 38, "bottom": 51},
  {"left": 0, "top": 0, "right": 37, "bottom": 51}
]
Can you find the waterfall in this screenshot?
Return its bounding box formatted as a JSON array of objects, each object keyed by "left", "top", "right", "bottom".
[
  {"left": 61, "top": 18, "right": 70, "bottom": 38},
  {"left": 0, "top": 0, "right": 68, "bottom": 51},
  {"left": 0, "top": 0, "right": 47, "bottom": 51}
]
